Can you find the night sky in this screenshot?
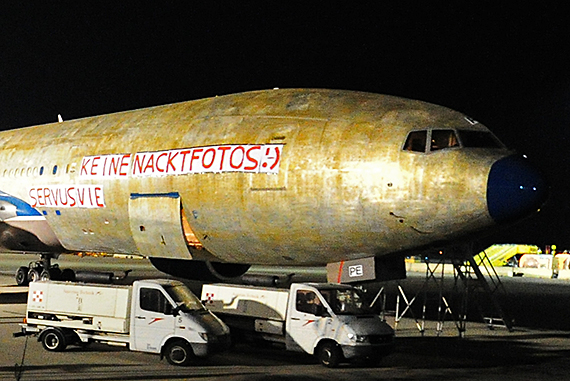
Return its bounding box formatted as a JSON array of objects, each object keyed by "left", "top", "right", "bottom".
[{"left": 1, "top": 3, "right": 569, "bottom": 249}]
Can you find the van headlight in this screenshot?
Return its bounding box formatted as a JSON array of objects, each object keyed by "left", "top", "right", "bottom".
[
  {"left": 199, "top": 332, "right": 209, "bottom": 342},
  {"left": 347, "top": 333, "right": 368, "bottom": 343}
]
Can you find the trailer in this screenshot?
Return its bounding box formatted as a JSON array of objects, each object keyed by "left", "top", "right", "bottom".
[
  {"left": 15, "top": 279, "right": 230, "bottom": 366},
  {"left": 202, "top": 282, "right": 394, "bottom": 367}
]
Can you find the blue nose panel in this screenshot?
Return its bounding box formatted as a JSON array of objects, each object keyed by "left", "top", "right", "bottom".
[{"left": 487, "top": 155, "right": 548, "bottom": 223}]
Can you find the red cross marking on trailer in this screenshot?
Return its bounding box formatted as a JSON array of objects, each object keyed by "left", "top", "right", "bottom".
[
  {"left": 32, "top": 290, "right": 44, "bottom": 303},
  {"left": 204, "top": 292, "right": 215, "bottom": 304}
]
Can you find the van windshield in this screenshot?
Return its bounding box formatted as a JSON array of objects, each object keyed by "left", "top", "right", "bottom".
[
  {"left": 318, "top": 287, "right": 372, "bottom": 315},
  {"left": 164, "top": 285, "right": 205, "bottom": 312}
]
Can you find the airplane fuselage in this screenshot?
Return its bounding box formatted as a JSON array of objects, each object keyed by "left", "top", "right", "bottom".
[{"left": 0, "top": 89, "right": 546, "bottom": 272}]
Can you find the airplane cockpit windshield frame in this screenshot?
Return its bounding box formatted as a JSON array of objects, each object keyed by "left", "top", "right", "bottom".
[
  {"left": 456, "top": 130, "right": 505, "bottom": 148},
  {"left": 430, "top": 129, "right": 459, "bottom": 151},
  {"left": 403, "top": 128, "right": 505, "bottom": 153}
]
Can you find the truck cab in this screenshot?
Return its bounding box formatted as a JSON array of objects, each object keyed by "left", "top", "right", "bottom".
[
  {"left": 287, "top": 283, "right": 394, "bottom": 366},
  {"left": 130, "top": 279, "right": 231, "bottom": 364}
]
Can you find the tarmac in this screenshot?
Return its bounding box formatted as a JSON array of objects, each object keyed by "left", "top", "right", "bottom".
[{"left": 2, "top": 255, "right": 570, "bottom": 380}]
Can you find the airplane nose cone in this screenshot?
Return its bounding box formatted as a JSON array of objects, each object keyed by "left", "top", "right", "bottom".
[{"left": 487, "top": 155, "right": 548, "bottom": 223}]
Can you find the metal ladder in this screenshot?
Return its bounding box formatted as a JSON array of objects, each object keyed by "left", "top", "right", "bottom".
[
  {"left": 451, "top": 250, "right": 514, "bottom": 333},
  {"left": 384, "top": 248, "right": 514, "bottom": 337}
]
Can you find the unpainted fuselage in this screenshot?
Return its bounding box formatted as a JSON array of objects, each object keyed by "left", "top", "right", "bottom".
[{"left": 0, "top": 89, "right": 546, "bottom": 266}]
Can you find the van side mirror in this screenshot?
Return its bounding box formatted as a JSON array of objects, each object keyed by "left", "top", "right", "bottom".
[{"left": 170, "top": 305, "right": 182, "bottom": 316}]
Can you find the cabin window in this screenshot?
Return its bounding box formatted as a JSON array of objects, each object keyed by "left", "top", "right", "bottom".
[
  {"left": 457, "top": 130, "right": 504, "bottom": 148},
  {"left": 430, "top": 130, "right": 459, "bottom": 151},
  {"left": 403, "top": 130, "right": 427, "bottom": 152},
  {"left": 52, "top": 165, "right": 58, "bottom": 175},
  {"left": 40, "top": 166, "right": 44, "bottom": 176}
]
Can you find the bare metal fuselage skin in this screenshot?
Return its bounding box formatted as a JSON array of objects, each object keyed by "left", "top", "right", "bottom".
[{"left": 0, "top": 89, "right": 544, "bottom": 266}]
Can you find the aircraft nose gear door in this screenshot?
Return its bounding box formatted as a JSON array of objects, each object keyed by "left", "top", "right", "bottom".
[{"left": 128, "top": 192, "right": 193, "bottom": 259}]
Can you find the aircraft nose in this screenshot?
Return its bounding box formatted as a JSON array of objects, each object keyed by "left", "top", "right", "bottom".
[{"left": 486, "top": 155, "right": 548, "bottom": 223}]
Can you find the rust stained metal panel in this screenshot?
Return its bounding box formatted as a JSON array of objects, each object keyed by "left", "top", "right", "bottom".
[{"left": 0, "top": 89, "right": 509, "bottom": 265}]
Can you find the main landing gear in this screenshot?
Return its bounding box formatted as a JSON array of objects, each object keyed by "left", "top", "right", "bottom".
[
  {"left": 15, "top": 254, "right": 132, "bottom": 286},
  {"left": 15, "top": 254, "right": 76, "bottom": 286}
]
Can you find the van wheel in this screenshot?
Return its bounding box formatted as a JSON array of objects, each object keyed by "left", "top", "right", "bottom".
[
  {"left": 41, "top": 328, "right": 67, "bottom": 351},
  {"left": 164, "top": 340, "right": 193, "bottom": 366},
  {"left": 316, "top": 341, "right": 342, "bottom": 368}
]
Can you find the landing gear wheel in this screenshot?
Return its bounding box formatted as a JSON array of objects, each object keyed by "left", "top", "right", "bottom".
[
  {"left": 40, "top": 267, "right": 62, "bottom": 281},
  {"left": 61, "top": 268, "right": 76, "bottom": 281},
  {"left": 50, "top": 266, "right": 62, "bottom": 280},
  {"left": 40, "top": 269, "right": 51, "bottom": 281},
  {"left": 27, "top": 267, "right": 42, "bottom": 283},
  {"left": 15, "top": 267, "right": 29, "bottom": 286},
  {"left": 41, "top": 328, "right": 67, "bottom": 351},
  {"left": 17, "top": 255, "right": 64, "bottom": 284},
  {"left": 164, "top": 340, "right": 193, "bottom": 366},
  {"left": 316, "top": 341, "right": 343, "bottom": 368}
]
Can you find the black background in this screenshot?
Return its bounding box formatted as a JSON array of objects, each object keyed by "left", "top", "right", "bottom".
[{"left": 1, "top": 3, "right": 568, "bottom": 249}]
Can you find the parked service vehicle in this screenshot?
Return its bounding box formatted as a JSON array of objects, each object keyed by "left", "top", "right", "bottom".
[
  {"left": 15, "top": 279, "right": 230, "bottom": 366},
  {"left": 202, "top": 282, "right": 394, "bottom": 367}
]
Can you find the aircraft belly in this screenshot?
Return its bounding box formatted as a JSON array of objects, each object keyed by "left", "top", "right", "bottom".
[
  {"left": 4, "top": 217, "right": 62, "bottom": 247},
  {"left": 0, "top": 222, "right": 63, "bottom": 252}
]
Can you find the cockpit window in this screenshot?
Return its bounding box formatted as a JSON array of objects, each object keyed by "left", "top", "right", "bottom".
[
  {"left": 457, "top": 130, "right": 504, "bottom": 148},
  {"left": 430, "top": 130, "right": 459, "bottom": 151},
  {"left": 404, "top": 130, "right": 427, "bottom": 152},
  {"left": 403, "top": 128, "right": 504, "bottom": 154}
]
